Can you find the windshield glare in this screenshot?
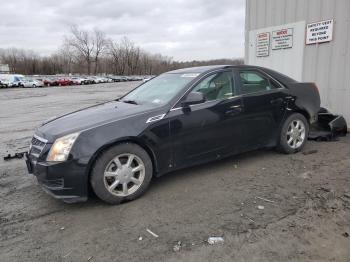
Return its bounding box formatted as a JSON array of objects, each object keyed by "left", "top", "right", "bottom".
[{"left": 121, "top": 73, "right": 199, "bottom": 105}]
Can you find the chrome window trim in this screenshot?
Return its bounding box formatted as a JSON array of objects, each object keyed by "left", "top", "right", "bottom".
[
  {"left": 169, "top": 94, "right": 242, "bottom": 112},
  {"left": 169, "top": 68, "right": 236, "bottom": 112},
  {"left": 239, "top": 68, "right": 287, "bottom": 90},
  {"left": 168, "top": 67, "right": 288, "bottom": 112}
]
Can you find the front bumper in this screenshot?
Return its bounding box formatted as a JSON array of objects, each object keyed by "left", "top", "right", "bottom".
[{"left": 25, "top": 153, "right": 88, "bottom": 203}]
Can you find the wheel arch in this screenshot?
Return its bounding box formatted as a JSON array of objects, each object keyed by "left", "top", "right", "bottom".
[
  {"left": 285, "top": 108, "right": 310, "bottom": 123},
  {"left": 86, "top": 137, "right": 159, "bottom": 182},
  {"left": 294, "top": 110, "right": 310, "bottom": 123}
]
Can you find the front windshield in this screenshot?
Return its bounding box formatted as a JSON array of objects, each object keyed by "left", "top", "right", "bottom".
[{"left": 121, "top": 73, "right": 199, "bottom": 105}]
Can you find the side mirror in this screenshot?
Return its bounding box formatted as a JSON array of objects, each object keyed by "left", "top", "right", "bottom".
[{"left": 181, "top": 92, "right": 206, "bottom": 109}]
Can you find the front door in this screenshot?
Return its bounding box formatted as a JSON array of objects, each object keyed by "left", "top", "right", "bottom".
[{"left": 168, "top": 70, "right": 244, "bottom": 169}]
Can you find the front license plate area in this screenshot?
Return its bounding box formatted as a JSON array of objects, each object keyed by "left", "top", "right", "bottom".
[{"left": 24, "top": 153, "right": 33, "bottom": 174}]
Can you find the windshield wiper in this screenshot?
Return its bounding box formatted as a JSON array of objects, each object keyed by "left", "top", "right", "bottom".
[{"left": 121, "top": 99, "right": 138, "bottom": 105}]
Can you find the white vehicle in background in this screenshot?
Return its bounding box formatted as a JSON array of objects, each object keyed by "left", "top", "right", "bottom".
[
  {"left": 93, "top": 76, "right": 107, "bottom": 83},
  {"left": 0, "top": 74, "right": 25, "bottom": 87},
  {"left": 22, "top": 78, "right": 44, "bottom": 88},
  {"left": 71, "top": 77, "right": 86, "bottom": 85},
  {"left": 0, "top": 78, "right": 10, "bottom": 88}
]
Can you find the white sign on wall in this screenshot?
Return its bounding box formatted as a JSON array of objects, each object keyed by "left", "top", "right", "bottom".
[
  {"left": 256, "top": 32, "right": 270, "bottom": 57},
  {"left": 272, "top": 28, "right": 293, "bottom": 50},
  {"left": 306, "top": 19, "right": 333, "bottom": 45},
  {"left": 247, "top": 21, "right": 305, "bottom": 81}
]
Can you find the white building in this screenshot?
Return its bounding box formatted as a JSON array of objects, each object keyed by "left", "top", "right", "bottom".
[
  {"left": 0, "top": 64, "right": 10, "bottom": 73},
  {"left": 245, "top": 0, "right": 350, "bottom": 123}
]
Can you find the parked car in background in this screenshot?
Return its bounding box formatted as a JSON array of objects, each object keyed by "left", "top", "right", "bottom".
[
  {"left": 42, "top": 78, "right": 58, "bottom": 87},
  {"left": 109, "top": 76, "right": 123, "bottom": 82},
  {"left": 57, "top": 78, "right": 73, "bottom": 86},
  {"left": 25, "top": 65, "right": 322, "bottom": 204},
  {"left": 11, "top": 76, "right": 24, "bottom": 87},
  {"left": 0, "top": 74, "right": 25, "bottom": 87},
  {"left": 0, "top": 78, "right": 10, "bottom": 88},
  {"left": 92, "top": 76, "right": 105, "bottom": 83},
  {"left": 1, "top": 74, "right": 153, "bottom": 88},
  {"left": 22, "top": 78, "right": 44, "bottom": 88},
  {"left": 86, "top": 76, "right": 97, "bottom": 84},
  {"left": 71, "top": 77, "right": 86, "bottom": 85}
]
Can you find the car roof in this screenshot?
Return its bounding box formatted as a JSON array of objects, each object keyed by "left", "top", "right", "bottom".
[
  {"left": 166, "top": 64, "right": 276, "bottom": 74},
  {"left": 166, "top": 64, "right": 297, "bottom": 83},
  {"left": 167, "top": 65, "right": 234, "bottom": 74}
]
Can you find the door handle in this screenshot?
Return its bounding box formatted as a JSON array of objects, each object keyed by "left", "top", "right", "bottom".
[
  {"left": 225, "top": 105, "right": 242, "bottom": 115},
  {"left": 270, "top": 98, "right": 283, "bottom": 105}
]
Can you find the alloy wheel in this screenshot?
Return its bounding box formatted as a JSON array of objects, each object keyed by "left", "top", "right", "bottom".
[
  {"left": 286, "top": 119, "right": 306, "bottom": 149},
  {"left": 103, "top": 153, "right": 145, "bottom": 197}
]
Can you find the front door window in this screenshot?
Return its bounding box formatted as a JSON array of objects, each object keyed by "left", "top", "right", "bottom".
[{"left": 191, "top": 71, "right": 235, "bottom": 101}]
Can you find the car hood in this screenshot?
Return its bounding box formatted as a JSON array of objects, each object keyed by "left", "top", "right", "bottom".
[{"left": 37, "top": 101, "right": 157, "bottom": 141}]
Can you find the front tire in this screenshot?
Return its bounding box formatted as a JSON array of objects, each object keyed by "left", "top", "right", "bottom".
[
  {"left": 90, "top": 143, "right": 153, "bottom": 204},
  {"left": 277, "top": 113, "right": 309, "bottom": 154}
]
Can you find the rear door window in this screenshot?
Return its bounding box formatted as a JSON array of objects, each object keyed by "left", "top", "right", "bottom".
[{"left": 238, "top": 70, "right": 279, "bottom": 94}]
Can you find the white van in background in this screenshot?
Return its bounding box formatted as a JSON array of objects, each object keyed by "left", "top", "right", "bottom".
[{"left": 0, "top": 74, "right": 24, "bottom": 87}]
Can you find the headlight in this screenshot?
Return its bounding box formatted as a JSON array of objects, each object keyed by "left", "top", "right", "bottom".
[{"left": 47, "top": 133, "right": 80, "bottom": 162}]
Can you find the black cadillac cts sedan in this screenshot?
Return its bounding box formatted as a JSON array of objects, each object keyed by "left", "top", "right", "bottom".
[{"left": 25, "top": 65, "right": 320, "bottom": 204}]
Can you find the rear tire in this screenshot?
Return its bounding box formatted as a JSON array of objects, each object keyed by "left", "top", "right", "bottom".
[
  {"left": 90, "top": 143, "right": 153, "bottom": 204},
  {"left": 277, "top": 113, "right": 309, "bottom": 154}
]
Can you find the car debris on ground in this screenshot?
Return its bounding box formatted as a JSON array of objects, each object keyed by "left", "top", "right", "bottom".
[
  {"left": 255, "top": 196, "right": 275, "bottom": 203},
  {"left": 207, "top": 237, "right": 224, "bottom": 245},
  {"left": 303, "top": 149, "right": 318, "bottom": 155},
  {"left": 3, "top": 151, "right": 26, "bottom": 161},
  {"left": 241, "top": 213, "right": 255, "bottom": 223},
  {"left": 308, "top": 107, "right": 347, "bottom": 141},
  {"left": 146, "top": 228, "right": 159, "bottom": 238},
  {"left": 344, "top": 192, "right": 350, "bottom": 199},
  {"left": 173, "top": 241, "right": 182, "bottom": 252},
  {"left": 62, "top": 251, "right": 72, "bottom": 258}
]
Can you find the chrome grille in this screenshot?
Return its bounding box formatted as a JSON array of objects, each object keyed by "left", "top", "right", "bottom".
[
  {"left": 29, "top": 135, "right": 47, "bottom": 158},
  {"left": 31, "top": 136, "right": 46, "bottom": 147}
]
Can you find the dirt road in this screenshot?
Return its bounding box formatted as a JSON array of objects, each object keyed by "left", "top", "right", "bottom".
[{"left": 1, "top": 83, "right": 349, "bottom": 262}]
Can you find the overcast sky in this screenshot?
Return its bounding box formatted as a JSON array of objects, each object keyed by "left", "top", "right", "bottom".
[{"left": 0, "top": 0, "right": 245, "bottom": 61}]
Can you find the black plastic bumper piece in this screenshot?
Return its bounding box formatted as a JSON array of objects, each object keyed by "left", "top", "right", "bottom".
[
  {"left": 25, "top": 153, "right": 88, "bottom": 203},
  {"left": 309, "top": 109, "right": 347, "bottom": 141}
]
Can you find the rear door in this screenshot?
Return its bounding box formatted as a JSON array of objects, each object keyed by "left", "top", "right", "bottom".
[{"left": 235, "top": 69, "right": 287, "bottom": 148}]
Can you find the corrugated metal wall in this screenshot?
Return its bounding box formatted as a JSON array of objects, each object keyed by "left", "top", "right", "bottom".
[{"left": 245, "top": 0, "right": 350, "bottom": 123}]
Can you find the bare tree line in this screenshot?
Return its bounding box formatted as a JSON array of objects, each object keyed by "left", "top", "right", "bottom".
[{"left": 0, "top": 26, "right": 243, "bottom": 75}]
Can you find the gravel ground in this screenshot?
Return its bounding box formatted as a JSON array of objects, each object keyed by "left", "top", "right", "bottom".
[{"left": 0, "top": 83, "right": 350, "bottom": 262}]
